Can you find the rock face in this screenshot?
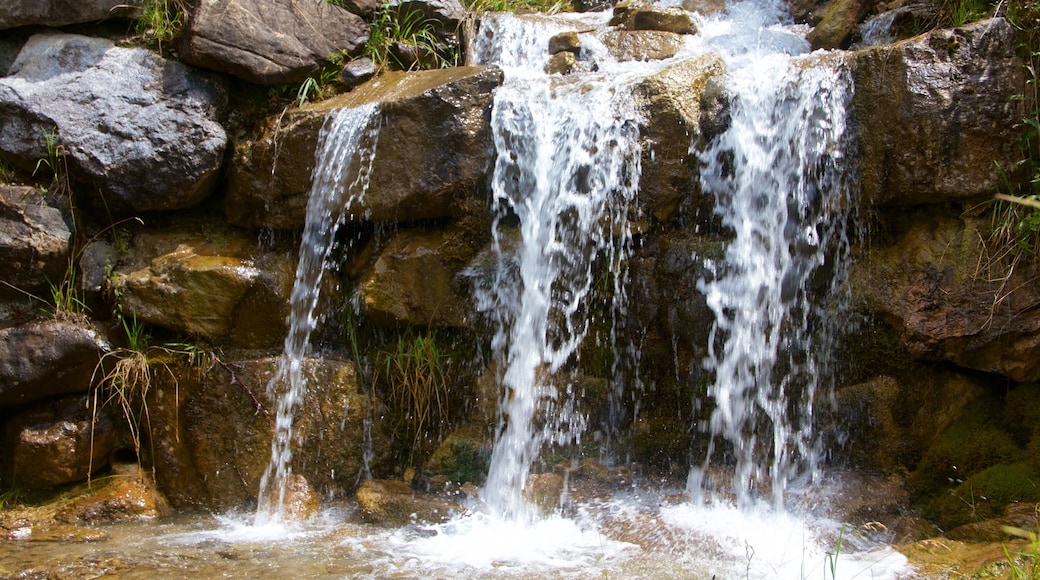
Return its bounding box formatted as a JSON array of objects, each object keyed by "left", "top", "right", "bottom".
[
  {"left": 0, "top": 185, "right": 71, "bottom": 292},
  {"left": 179, "top": 0, "right": 370, "bottom": 86},
  {"left": 0, "top": 0, "right": 140, "bottom": 30},
  {"left": 851, "top": 18, "right": 1024, "bottom": 206},
  {"left": 148, "top": 356, "right": 384, "bottom": 510},
  {"left": 226, "top": 66, "right": 502, "bottom": 229},
  {"left": 854, "top": 213, "right": 1040, "bottom": 382},
  {"left": 1, "top": 397, "right": 117, "bottom": 488},
  {"left": 0, "top": 320, "right": 107, "bottom": 408},
  {"left": 0, "top": 33, "right": 228, "bottom": 213},
  {"left": 112, "top": 229, "right": 294, "bottom": 348}
]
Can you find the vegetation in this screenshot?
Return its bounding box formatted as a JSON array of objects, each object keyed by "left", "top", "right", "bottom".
[
  {"left": 461, "top": 0, "right": 573, "bottom": 14},
  {"left": 1004, "top": 522, "right": 1040, "bottom": 579},
  {"left": 136, "top": 0, "right": 186, "bottom": 51},
  {"left": 365, "top": 5, "right": 460, "bottom": 71}
]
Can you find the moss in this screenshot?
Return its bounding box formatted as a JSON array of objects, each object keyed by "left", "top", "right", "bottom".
[
  {"left": 1006, "top": 383, "right": 1040, "bottom": 447},
  {"left": 930, "top": 462, "right": 1040, "bottom": 529},
  {"left": 426, "top": 435, "right": 489, "bottom": 485}
]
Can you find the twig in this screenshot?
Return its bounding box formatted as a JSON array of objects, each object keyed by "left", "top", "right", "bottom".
[{"left": 205, "top": 349, "right": 273, "bottom": 426}]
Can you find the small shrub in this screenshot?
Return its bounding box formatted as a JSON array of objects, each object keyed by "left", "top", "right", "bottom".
[
  {"left": 136, "top": 0, "right": 186, "bottom": 51},
  {"left": 365, "top": 5, "right": 459, "bottom": 71}
]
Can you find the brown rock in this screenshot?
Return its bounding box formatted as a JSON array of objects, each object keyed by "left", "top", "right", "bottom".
[
  {"left": 600, "top": 30, "right": 685, "bottom": 61},
  {"left": 55, "top": 463, "right": 169, "bottom": 523},
  {"left": 356, "top": 478, "right": 461, "bottom": 525},
  {"left": 0, "top": 320, "right": 106, "bottom": 409},
  {"left": 807, "top": 0, "right": 868, "bottom": 49},
  {"left": 0, "top": 185, "right": 71, "bottom": 293},
  {"left": 549, "top": 31, "right": 581, "bottom": 55}
]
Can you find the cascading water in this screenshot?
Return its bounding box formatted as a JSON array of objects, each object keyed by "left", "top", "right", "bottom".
[
  {"left": 255, "top": 103, "right": 380, "bottom": 524},
  {"left": 687, "top": 1, "right": 854, "bottom": 508},
  {"left": 469, "top": 13, "right": 648, "bottom": 520}
]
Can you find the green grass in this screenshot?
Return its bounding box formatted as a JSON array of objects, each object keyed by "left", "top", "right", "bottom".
[
  {"left": 136, "top": 0, "right": 185, "bottom": 51},
  {"left": 462, "top": 0, "right": 572, "bottom": 13},
  {"left": 365, "top": 5, "right": 460, "bottom": 71}
]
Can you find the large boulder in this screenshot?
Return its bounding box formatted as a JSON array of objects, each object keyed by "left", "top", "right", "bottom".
[
  {"left": 853, "top": 212, "right": 1040, "bottom": 381},
  {"left": 0, "top": 185, "right": 71, "bottom": 292},
  {"left": 850, "top": 18, "right": 1024, "bottom": 206},
  {"left": 226, "top": 66, "right": 503, "bottom": 229},
  {"left": 599, "top": 30, "right": 685, "bottom": 61},
  {"left": 1, "top": 397, "right": 117, "bottom": 488},
  {"left": 0, "top": 0, "right": 140, "bottom": 30},
  {"left": 633, "top": 55, "right": 725, "bottom": 225},
  {"left": 179, "top": 0, "right": 370, "bottom": 86},
  {"left": 148, "top": 355, "right": 386, "bottom": 510},
  {"left": 0, "top": 32, "right": 228, "bottom": 213},
  {"left": 0, "top": 320, "right": 107, "bottom": 408},
  {"left": 112, "top": 228, "right": 294, "bottom": 348},
  {"left": 806, "top": 0, "right": 869, "bottom": 49}
]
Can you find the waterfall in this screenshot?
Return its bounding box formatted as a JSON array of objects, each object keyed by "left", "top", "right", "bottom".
[
  {"left": 256, "top": 103, "right": 380, "bottom": 524},
  {"left": 689, "top": 4, "right": 854, "bottom": 508},
  {"left": 470, "top": 13, "right": 647, "bottom": 520}
]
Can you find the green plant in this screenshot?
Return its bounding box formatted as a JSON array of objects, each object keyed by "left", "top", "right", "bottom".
[
  {"left": 136, "top": 0, "right": 185, "bottom": 51},
  {"left": 1003, "top": 521, "right": 1040, "bottom": 579},
  {"left": 365, "top": 5, "right": 460, "bottom": 71},
  {"left": 462, "top": 0, "right": 572, "bottom": 14},
  {"left": 379, "top": 328, "right": 452, "bottom": 465},
  {"left": 825, "top": 524, "right": 846, "bottom": 580},
  {"left": 46, "top": 258, "right": 89, "bottom": 321}
]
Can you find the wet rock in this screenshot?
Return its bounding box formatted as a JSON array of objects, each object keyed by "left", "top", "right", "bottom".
[
  {"left": 341, "top": 57, "right": 379, "bottom": 89},
  {"left": 0, "top": 185, "right": 72, "bottom": 293},
  {"left": 947, "top": 502, "right": 1040, "bottom": 542},
  {"left": 77, "top": 240, "right": 118, "bottom": 306},
  {"left": 524, "top": 472, "right": 565, "bottom": 514},
  {"left": 226, "top": 66, "right": 502, "bottom": 229},
  {"left": 390, "top": 41, "right": 441, "bottom": 70},
  {"left": 258, "top": 474, "right": 320, "bottom": 521},
  {"left": 55, "top": 463, "right": 169, "bottom": 523},
  {"left": 545, "top": 51, "right": 577, "bottom": 75},
  {"left": 386, "top": 0, "right": 467, "bottom": 41},
  {"left": 0, "top": 32, "right": 228, "bottom": 213},
  {"left": 1, "top": 397, "right": 116, "bottom": 488},
  {"left": 681, "top": 0, "right": 727, "bottom": 16},
  {"left": 179, "top": 0, "right": 369, "bottom": 86},
  {"left": 148, "top": 355, "right": 385, "bottom": 511},
  {"left": 633, "top": 55, "right": 725, "bottom": 224},
  {"left": 549, "top": 32, "right": 581, "bottom": 55},
  {"left": 0, "top": 320, "right": 107, "bottom": 408},
  {"left": 356, "top": 478, "right": 461, "bottom": 525},
  {"left": 600, "top": 30, "right": 685, "bottom": 61},
  {"left": 112, "top": 228, "right": 293, "bottom": 348},
  {"left": 807, "top": 0, "right": 869, "bottom": 49},
  {"left": 631, "top": 6, "right": 697, "bottom": 34},
  {"left": 358, "top": 229, "right": 472, "bottom": 327},
  {"left": 853, "top": 212, "right": 1040, "bottom": 381},
  {"left": 0, "top": 0, "right": 140, "bottom": 30},
  {"left": 850, "top": 18, "right": 1024, "bottom": 206},
  {"left": 426, "top": 434, "right": 489, "bottom": 485}
]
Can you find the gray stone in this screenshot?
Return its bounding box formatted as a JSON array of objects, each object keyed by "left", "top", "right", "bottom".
[
  {"left": 851, "top": 18, "right": 1024, "bottom": 206},
  {"left": 179, "top": 0, "right": 370, "bottom": 86},
  {"left": 0, "top": 185, "right": 72, "bottom": 292},
  {"left": 341, "top": 57, "right": 378, "bottom": 89},
  {"left": 0, "top": 320, "right": 107, "bottom": 409},
  {"left": 0, "top": 32, "right": 228, "bottom": 213},
  {"left": 0, "top": 0, "right": 140, "bottom": 31}
]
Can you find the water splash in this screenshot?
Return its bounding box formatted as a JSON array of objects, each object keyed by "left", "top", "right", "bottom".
[
  {"left": 470, "top": 13, "right": 647, "bottom": 521},
  {"left": 690, "top": 6, "right": 854, "bottom": 508},
  {"left": 256, "top": 103, "right": 380, "bottom": 524}
]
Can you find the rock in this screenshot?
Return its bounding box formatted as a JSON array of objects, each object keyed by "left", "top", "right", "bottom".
[
  {"left": 1, "top": 397, "right": 116, "bottom": 488},
  {"left": 630, "top": 6, "right": 697, "bottom": 34},
  {"left": 850, "top": 18, "right": 1024, "bottom": 206},
  {"left": 853, "top": 212, "right": 1040, "bottom": 381},
  {"left": 258, "top": 473, "right": 320, "bottom": 521},
  {"left": 0, "top": 320, "right": 107, "bottom": 408},
  {"left": 226, "top": 66, "right": 502, "bottom": 229},
  {"left": 545, "top": 51, "right": 577, "bottom": 74},
  {"left": 179, "top": 0, "right": 369, "bottom": 86},
  {"left": 549, "top": 32, "right": 581, "bottom": 55},
  {"left": 77, "top": 240, "right": 118, "bottom": 306},
  {"left": 576, "top": 0, "right": 615, "bottom": 12},
  {"left": 55, "top": 463, "right": 169, "bottom": 523},
  {"left": 385, "top": 0, "right": 467, "bottom": 40},
  {"left": 0, "top": 0, "right": 140, "bottom": 30},
  {"left": 356, "top": 478, "right": 461, "bottom": 525},
  {"left": 0, "top": 32, "right": 228, "bottom": 214},
  {"left": 341, "top": 57, "right": 378, "bottom": 89},
  {"left": 600, "top": 30, "right": 685, "bottom": 61},
  {"left": 0, "top": 30, "right": 30, "bottom": 76},
  {"left": 148, "top": 355, "right": 385, "bottom": 511},
  {"left": 682, "top": 0, "right": 727, "bottom": 16},
  {"left": 0, "top": 185, "right": 72, "bottom": 292},
  {"left": 807, "top": 0, "right": 868, "bottom": 49},
  {"left": 426, "top": 434, "right": 489, "bottom": 485},
  {"left": 112, "top": 228, "right": 294, "bottom": 348},
  {"left": 389, "top": 41, "right": 441, "bottom": 70},
  {"left": 358, "top": 229, "right": 473, "bottom": 327},
  {"left": 524, "top": 472, "right": 564, "bottom": 514},
  {"left": 633, "top": 55, "right": 725, "bottom": 224}
]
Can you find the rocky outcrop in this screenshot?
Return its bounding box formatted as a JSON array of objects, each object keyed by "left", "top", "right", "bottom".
[
  {"left": 0, "top": 32, "right": 228, "bottom": 213},
  {"left": 0, "top": 320, "right": 107, "bottom": 408},
  {"left": 0, "top": 185, "right": 71, "bottom": 293},
  {"left": 112, "top": 228, "right": 294, "bottom": 348},
  {"left": 226, "top": 66, "right": 502, "bottom": 229},
  {"left": 0, "top": 0, "right": 140, "bottom": 30},
  {"left": 179, "top": 0, "right": 370, "bottom": 86},
  {"left": 854, "top": 213, "right": 1040, "bottom": 382},
  {"left": 1, "top": 397, "right": 117, "bottom": 487},
  {"left": 851, "top": 18, "right": 1024, "bottom": 206},
  {"left": 148, "top": 355, "right": 384, "bottom": 510},
  {"left": 633, "top": 55, "right": 725, "bottom": 225}
]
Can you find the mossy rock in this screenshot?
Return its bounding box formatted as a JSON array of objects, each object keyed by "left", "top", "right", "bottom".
[
  {"left": 1005, "top": 383, "right": 1040, "bottom": 447},
  {"left": 425, "top": 435, "right": 489, "bottom": 486},
  {"left": 930, "top": 462, "right": 1040, "bottom": 530}
]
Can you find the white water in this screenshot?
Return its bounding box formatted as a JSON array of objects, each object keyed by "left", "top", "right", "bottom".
[
  {"left": 688, "top": 1, "right": 855, "bottom": 509},
  {"left": 256, "top": 103, "right": 380, "bottom": 524}
]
